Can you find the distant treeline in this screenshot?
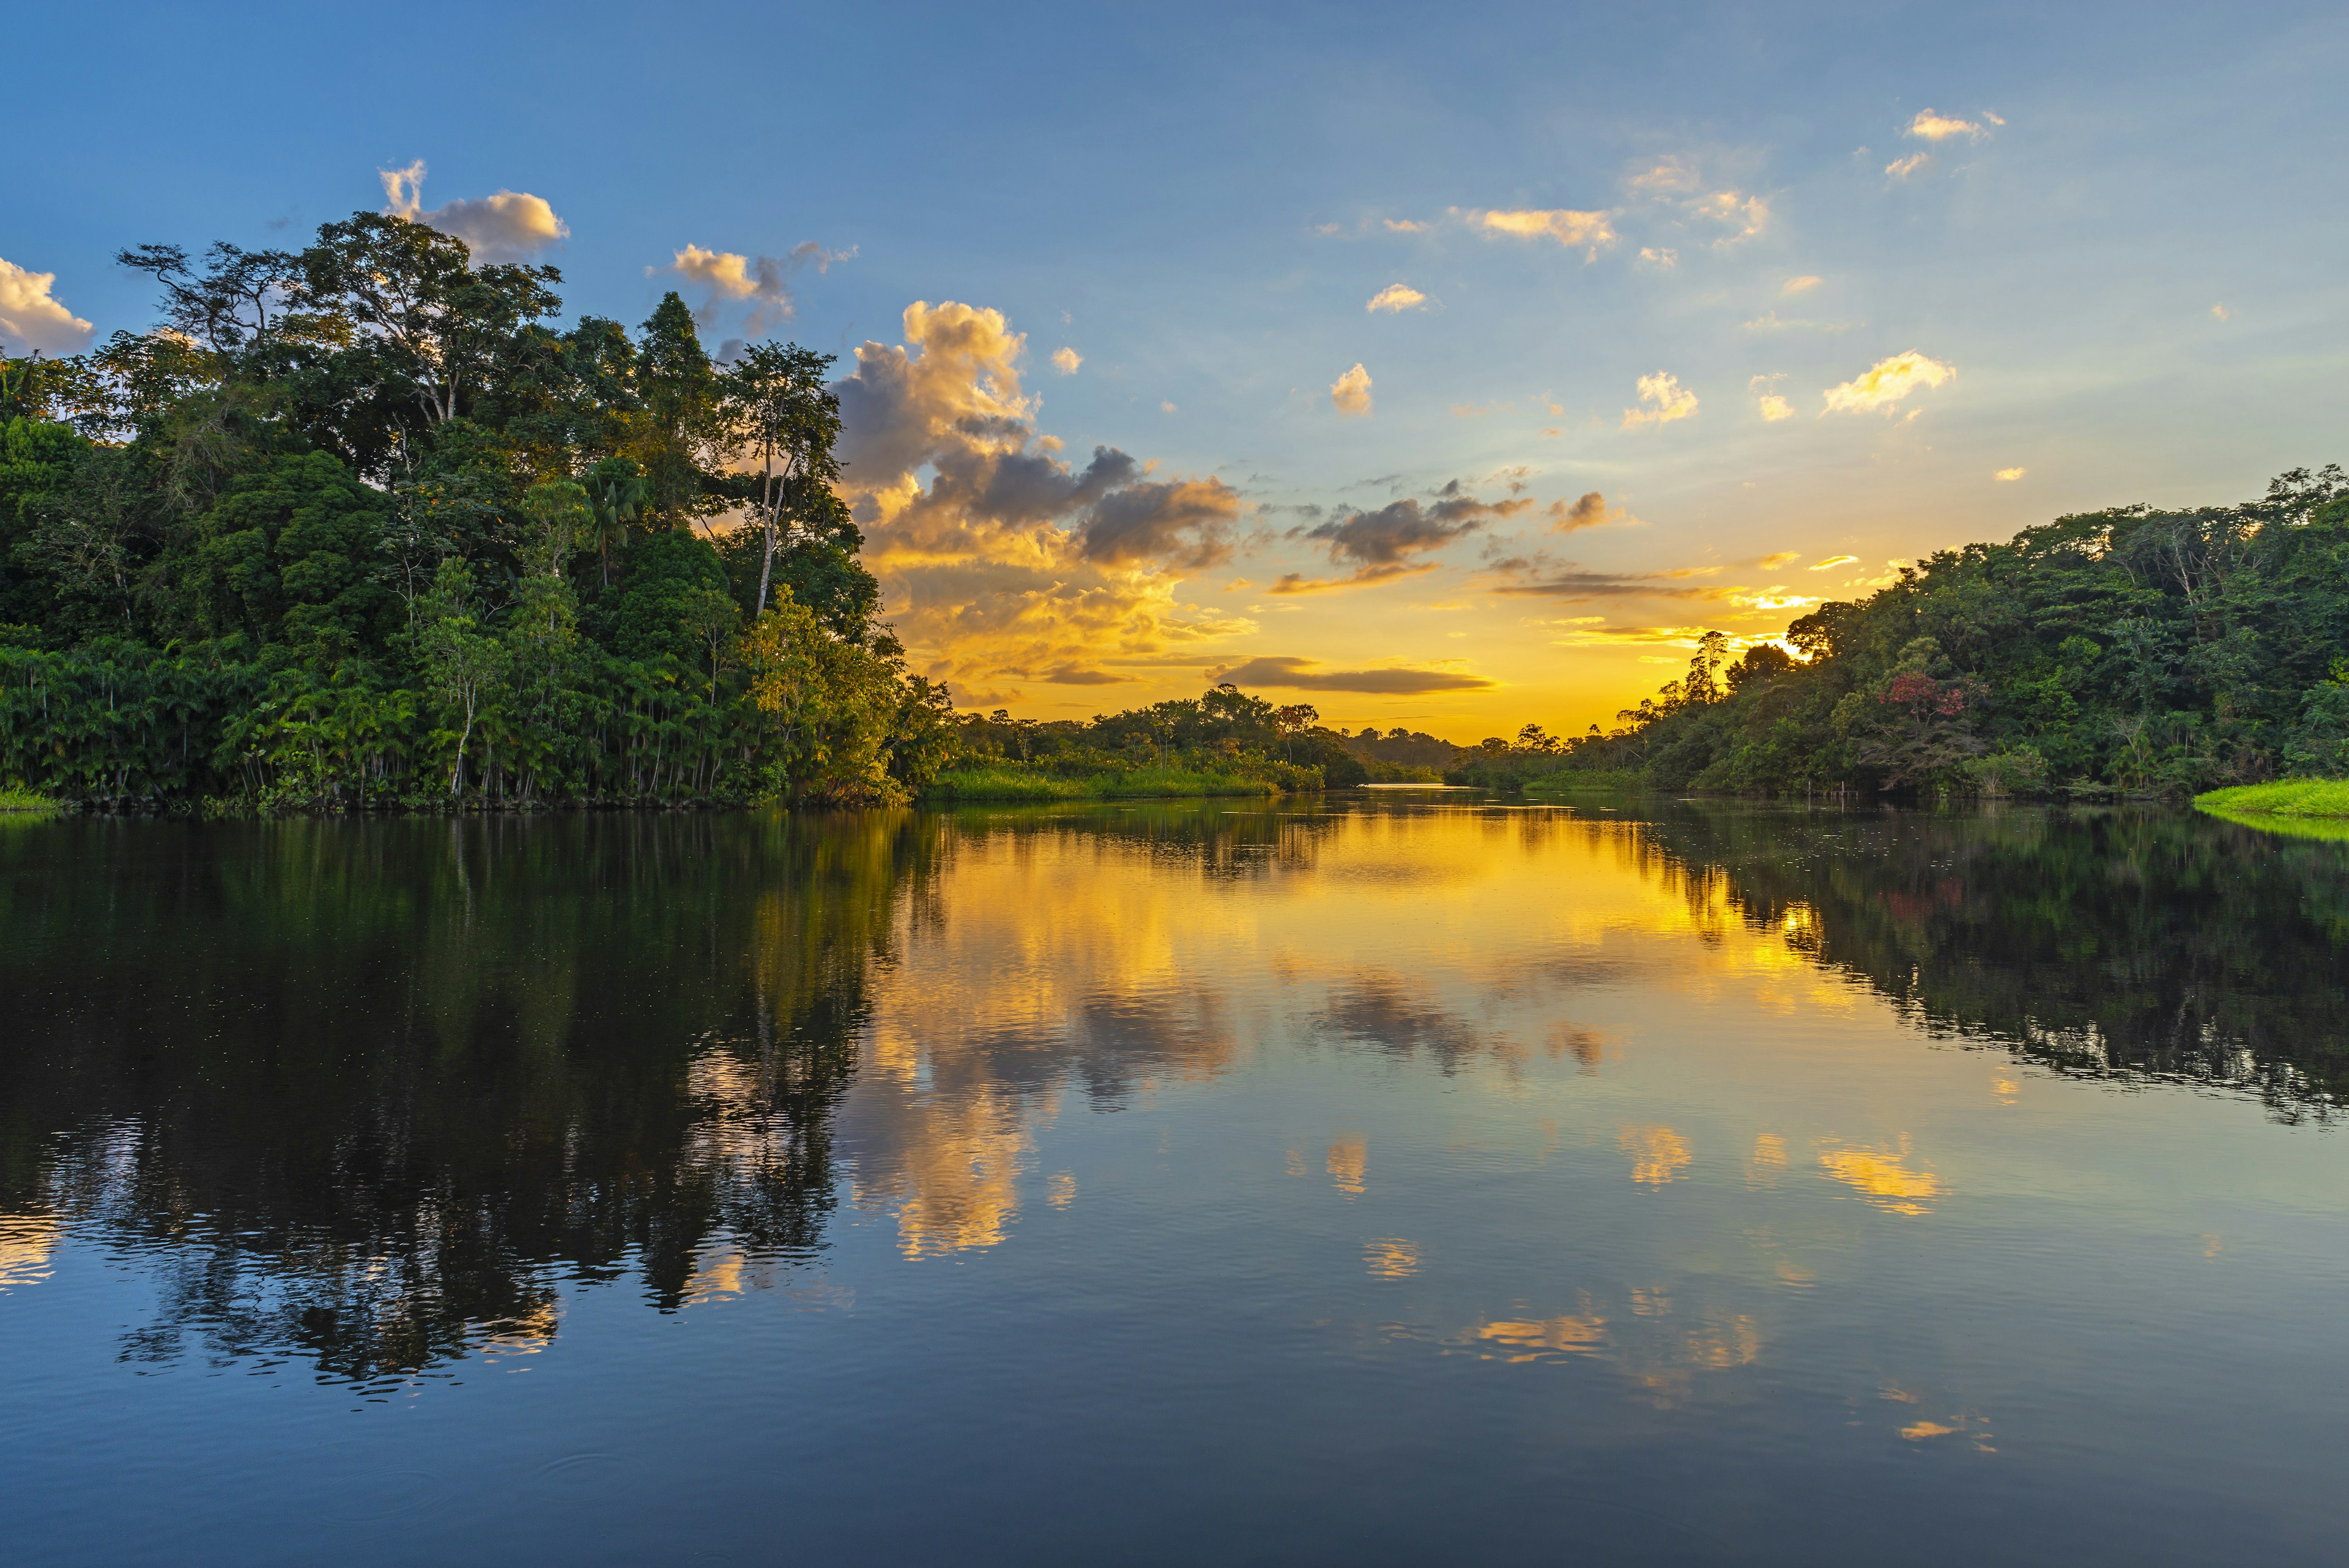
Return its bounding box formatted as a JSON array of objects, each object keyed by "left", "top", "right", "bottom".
[
  {"left": 1, "top": 214, "right": 949, "bottom": 808},
  {"left": 1456, "top": 467, "right": 2349, "bottom": 798}
]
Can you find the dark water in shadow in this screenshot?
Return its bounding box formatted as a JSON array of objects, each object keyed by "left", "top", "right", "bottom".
[{"left": 2, "top": 798, "right": 2344, "bottom": 1565}]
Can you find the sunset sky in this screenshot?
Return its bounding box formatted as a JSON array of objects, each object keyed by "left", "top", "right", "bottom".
[{"left": 9, "top": 1, "right": 2345, "bottom": 739}]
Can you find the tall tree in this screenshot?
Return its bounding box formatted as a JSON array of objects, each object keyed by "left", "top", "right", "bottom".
[{"left": 719, "top": 341, "right": 842, "bottom": 615}]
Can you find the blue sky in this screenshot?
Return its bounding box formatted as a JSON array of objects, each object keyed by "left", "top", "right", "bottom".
[{"left": 8, "top": 1, "right": 2345, "bottom": 732}]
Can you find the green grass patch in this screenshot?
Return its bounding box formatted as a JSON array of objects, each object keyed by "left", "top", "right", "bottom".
[
  {"left": 2195, "top": 780, "right": 2349, "bottom": 819},
  {"left": 922, "top": 765, "right": 1283, "bottom": 803},
  {"left": 0, "top": 786, "right": 60, "bottom": 813},
  {"left": 2195, "top": 780, "right": 2349, "bottom": 839},
  {"left": 1522, "top": 769, "right": 1649, "bottom": 797}
]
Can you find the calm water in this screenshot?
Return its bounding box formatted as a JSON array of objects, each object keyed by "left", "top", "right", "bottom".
[{"left": 3, "top": 797, "right": 2346, "bottom": 1565}]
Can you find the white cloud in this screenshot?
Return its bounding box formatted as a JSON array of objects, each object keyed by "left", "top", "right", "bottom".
[
  {"left": 0, "top": 257, "right": 94, "bottom": 352},
  {"left": 1638, "top": 247, "right": 1679, "bottom": 269},
  {"left": 379, "top": 161, "right": 568, "bottom": 262},
  {"left": 1465, "top": 207, "right": 1619, "bottom": 259},
  {"left": 1365, "top": 283, "right": 1428, "bottom": 313},
  {"left": 1885, "top": 152, "right": 1932, "bottom": 180},
  {"left": 1757, "top": 394, "right": 1794, "bottom": 422},
  {"left": 1821, "top": 351, "right": 1955, "bottom": 415},
  {"left": 1331, "top": 362, "right": 1374, "bottom": 418},
  {"left": 1622, "top": 371, "right": 1697, "bottom": 430},
  {"left": 1051, "top": 346, "right": 1082, "bottom": 373},
  {"left": 1783, "top": 275, "right": 1822, "bottom": 295},
  {"left": 1906, "top": 109, "right": 1989, "bottom": 142},
  {"left": 1995, "top": 467, "right": 2026, "bottom": 481}
]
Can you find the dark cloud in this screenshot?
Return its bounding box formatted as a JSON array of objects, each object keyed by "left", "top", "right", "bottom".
[
  {"left": 1304, "top": 485, "right": 1532, "bottom": 568},
  {"left": 1035, "top": 666, "right": 1129, "bottom": 685},
  {"left": 1075, "top": 475, "right": 1242, "bottom": 568},
  {"left": 1549, "top": 491, "right": 1620, "bottom": 532},
  {"left": 1211, "top": 655, "right": 1495, "bottom": 693},
  {"left": 1267, "top": 563, "right": 1434, "bottom": 595},
  {"left": 1488, "top": 567, "right": 1715, "bottom": 600}
]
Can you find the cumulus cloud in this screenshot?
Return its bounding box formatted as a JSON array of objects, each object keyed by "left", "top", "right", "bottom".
[
  {"left": 0, "top": 257, "right": 94, "bottom": 352},
  {"left": 1783, "top": 275, "right": 1822, "bottom": 295},
  {"left": 1757, "top": 394, "right": 1794, "bottom": 422},
  {"left": 1885, "top": 152, "right": 1932, "bottom": 180},
  {"left": 1995, "top": 467, "right": 2027, "bottom": 481},
  {"left": 380, "top": 161, "right": 569, "bottom": 262},
  {"left": 831, "top": 300, "right": 1250, "bottom": 697},
  {"left": 1906, "top": 109, "right": 1990, "bottom": 142},
  {"left": 670, "top": 240, "right": 855, "bottom": 335},
  {"left": 1331, "top": 362, "right": 1374, "bottom": 417},
  {"left": 1365, "top": 283, "right": 1428, "bottom": 313},
  {"left": 1622, "top": 371, "right": 1698, "bottom": 429},
  {"left": 1466, "top": 207, "right": 1619, "bottom": 258},
  {"left": 1209, "top": 655, "right": 1494, "bottom": 694},
  {"left": 1821, "top": 351, "right": 1955, "bottom": 415},
  {"left": 1051, "top": 346, "right": 1082, "bottom": 373}
]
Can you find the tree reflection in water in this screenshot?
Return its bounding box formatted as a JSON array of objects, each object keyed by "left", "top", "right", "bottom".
[
  {"left": 4, "top": 798, "right": 2342, "bottom": 1387},
  {"left": 0, "top": 812, "right": 930, "bottom": 1383},
  {"left": 1635, "top": 802, "right": 2349, "bottom": 1115}
]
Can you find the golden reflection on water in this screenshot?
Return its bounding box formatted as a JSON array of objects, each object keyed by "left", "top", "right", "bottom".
[
  {"left": 0, "top": 1211, "right": 59, "bottom": 1292},
  {"left": 1815, "top": 1137, "right": 1942, "bottom": 1217},
  {"left": 1619, "top": 1124, "right": 1694, "bottom": 1186},
  {"left": 1364, "top": 1239, "right": 1419, "bottom": 1279},
  {"left": 1326, "top": 1137, "right": 1368, "bottom": 1197}
]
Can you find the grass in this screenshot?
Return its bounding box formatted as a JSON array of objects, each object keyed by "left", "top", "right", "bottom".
[
  {"left": 2195, "top": 779, "right": 2349, "bottom": 839},
  {"left": 2195, "top": 780, "right": 2349, "bottom": 818},
  {"left": 1522, "top": 768, "right": 1650, "bottom": 797},
  {"left": 0, "top": 786, "right": 60, "bottom": 813},
  {"left": 922, "top": 765, "right": 1284, "bottom": 803}
]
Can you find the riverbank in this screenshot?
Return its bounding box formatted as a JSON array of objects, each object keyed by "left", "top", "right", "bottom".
[
  {"left": 918, "top": 766, "right": 1288, "bottom": 803},
  {"left": 0, "top": 787, "right": 59, "bottom": 813}
]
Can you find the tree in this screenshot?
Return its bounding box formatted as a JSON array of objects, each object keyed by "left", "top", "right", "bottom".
[
  {"left": 415, "top": 559, "right": 505, "bottom": 795},
  {"left": 720, "top": 341, "right": 842, "bottom": 615},
  {"left": 581, "top": 456, "right": 647, "bottom": 587},
  {"left": 1273, "top": 702, "right": 1319, "bottom": 760},
  {"left": 630, "top": 294, "right": 721, "bottom": 526}
]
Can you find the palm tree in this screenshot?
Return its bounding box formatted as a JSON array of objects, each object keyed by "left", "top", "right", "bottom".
[{"left": 582, "top": 459, "right": 648, "bottom": 587}]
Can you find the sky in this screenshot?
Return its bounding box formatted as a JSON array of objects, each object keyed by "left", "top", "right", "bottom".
[{"left": 7, "top": 0, "right": 2346, "bottom": 739}]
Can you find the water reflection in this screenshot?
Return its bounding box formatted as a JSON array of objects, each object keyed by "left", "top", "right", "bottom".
[
  {"left": 1635, "top": 803, "right": 2349, "bottom": 1111},
  {"left": 2, "top": 796, "right": 2343, "bottom": 1392}
]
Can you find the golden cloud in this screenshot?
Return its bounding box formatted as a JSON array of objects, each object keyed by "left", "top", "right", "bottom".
[
  {"left": 1806, "top": 554, "right": 1860, "bottom": 571},
  {"left": 1885, "top": 152, "right": 1932, "bottom": 180},
  {"left": 1821, "top": 351, "right": 1954, "bottom": 415},
  {"left": 1330, "top": 362, "right": 1374, "bottom": 417},
  {"left": 1365, "top": 283, "right": 1427, "bottom": 313},
  {"left": 0, "top": 256, "right": 93, "bottom": 352},
  {"left": 1783, "top": 275, "right": 1822, "bottom": 295},
  {"left": 1757, "top": 393, "right": 1795, "bottom": 422},
  {"left": 1622, "top": 370, "right": 1698, "bottom": 429},
  {"left": 1907, "top": 109, "right": 1989, "bottom": 142},
  {"left": 1466, "top": 206, "right": 1619, "bottom": 258},
  {"left": 834, "top": 300, "right": 1250, "bottom": 700},
  {"left": 1050, "top": 346, "right": 1082, "bottom": 373},
  {"left": 380, "top": 161, "right": 570, "bottom": 263}
]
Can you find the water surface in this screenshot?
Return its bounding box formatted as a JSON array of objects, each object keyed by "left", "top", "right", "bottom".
[{"left": 3, "top": 798, "right": 2345, "bottom": 1564}]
